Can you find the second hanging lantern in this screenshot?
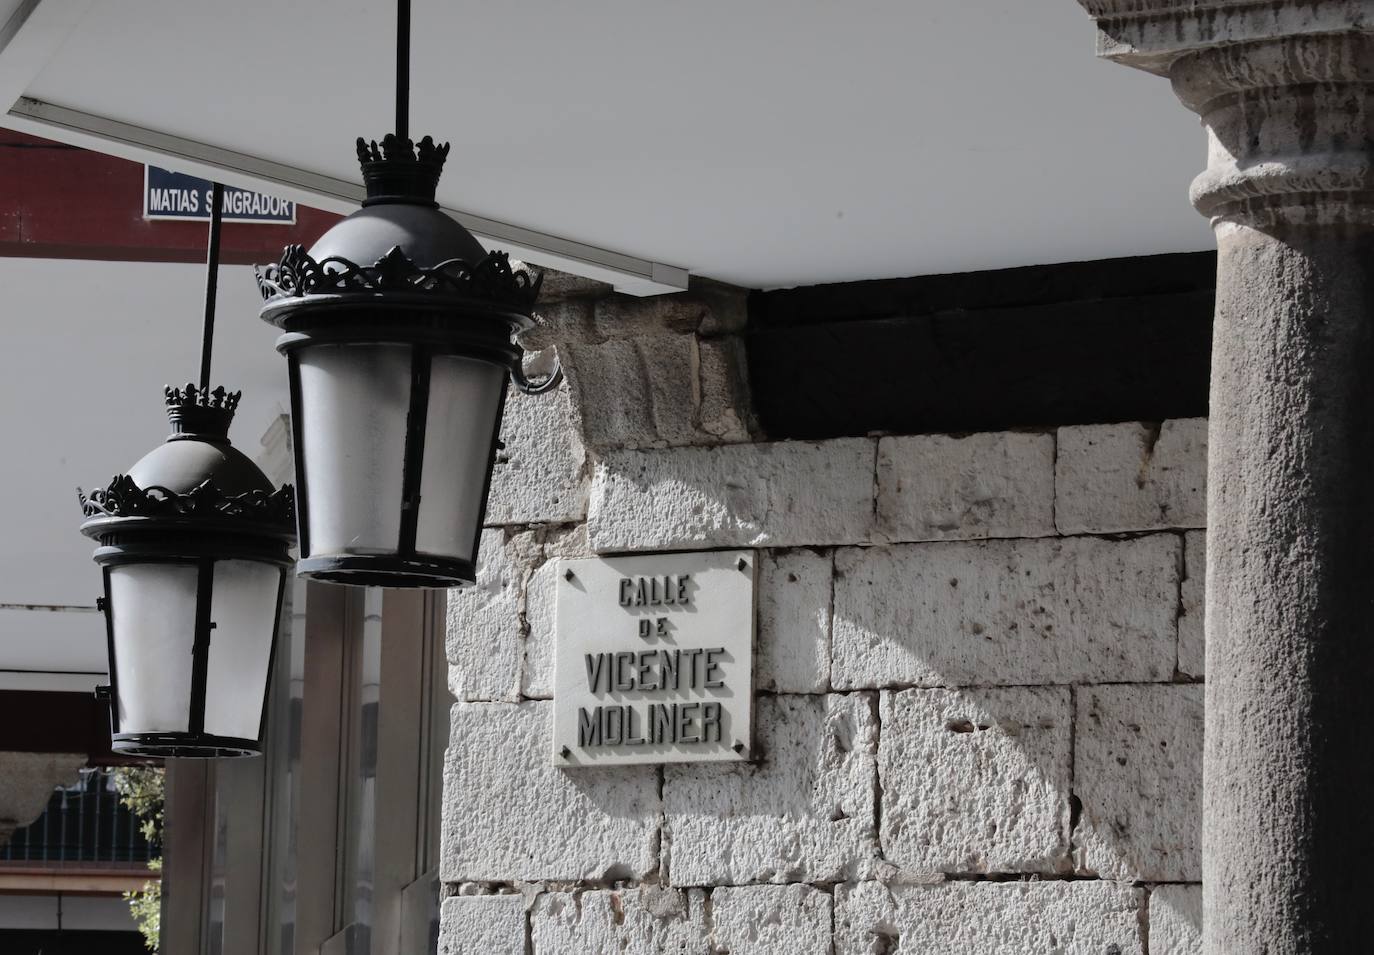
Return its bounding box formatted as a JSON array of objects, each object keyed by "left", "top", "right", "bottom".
[{"left": 255, "top": 0, "right": 555, "bottom": 590}]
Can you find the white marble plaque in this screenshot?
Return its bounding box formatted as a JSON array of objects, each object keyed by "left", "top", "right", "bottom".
[{"left": 552, "top": 550, "right": 755, "bottom": 767}]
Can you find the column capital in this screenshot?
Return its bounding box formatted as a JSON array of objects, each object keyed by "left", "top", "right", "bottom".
[
  {"left": 1078, "top": 0, "right": 1374, "bottom": 74},
  {"left": 1079, "top": 1, "right": 1374, "bottom": 229}
]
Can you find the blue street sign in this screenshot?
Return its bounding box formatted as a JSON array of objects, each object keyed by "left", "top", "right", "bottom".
[{"left": 144, "top": 166, "right": 296, "bottom": 224}]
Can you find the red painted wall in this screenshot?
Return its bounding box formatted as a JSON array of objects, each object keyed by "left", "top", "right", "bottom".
[{"left": 0, "top": 130, "right": 341, "bottom": 264}]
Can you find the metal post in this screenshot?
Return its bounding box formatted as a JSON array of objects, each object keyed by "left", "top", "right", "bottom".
[
  {"left": 199, "top": 182, "right": 224, "bottom": 393},
  {"left": 395, "top": 0, "right": 410, "bottom": 142}
]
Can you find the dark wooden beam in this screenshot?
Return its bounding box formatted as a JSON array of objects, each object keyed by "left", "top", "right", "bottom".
[{"left": 748, "top": 252, "right": 1215, "bottom": 439}]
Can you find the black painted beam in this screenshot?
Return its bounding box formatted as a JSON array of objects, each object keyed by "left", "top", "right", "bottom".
[{"left": 748, "top": 252, "right": 1215, "bottom": 439}]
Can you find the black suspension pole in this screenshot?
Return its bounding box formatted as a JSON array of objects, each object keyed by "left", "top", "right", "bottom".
[
  {"left": 396, "top": 0, "right": 410, "bottom": 142},
  {"left": 199, "top": 182, "right": 225, "bottom": 393}
]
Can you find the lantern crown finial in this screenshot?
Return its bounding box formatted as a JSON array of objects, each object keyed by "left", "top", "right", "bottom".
[
  {"left": 164, "top": 383, "right": 241, "bottom": 440},
  {"left": 356, "top": 133, "right": 450, "bottom": 206}
]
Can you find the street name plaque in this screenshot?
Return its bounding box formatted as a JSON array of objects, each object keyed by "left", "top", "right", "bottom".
[
  {"left": 144, "top": 166, "right": 296, "bottom": 224},
  {"left": 552, "top": 550, "right": 755, "bottom": 767}
]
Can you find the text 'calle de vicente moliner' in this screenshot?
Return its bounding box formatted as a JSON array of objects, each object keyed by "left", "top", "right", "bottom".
[{"left": 576, "top": 572, "right": 731, "bottom": 748}]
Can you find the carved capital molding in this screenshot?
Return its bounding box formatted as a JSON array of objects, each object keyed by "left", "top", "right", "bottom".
[
  {"left": 1078, "top": 0, "right": 1374, "bottom": 74},
  {"left": 1077, "top": 0, "right": 1374, "bottom": 229}
]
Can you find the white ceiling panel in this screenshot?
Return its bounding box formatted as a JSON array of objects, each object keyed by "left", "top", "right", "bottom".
[{"left": 7, "top": 0, "right": 1212, "bottom": 289}]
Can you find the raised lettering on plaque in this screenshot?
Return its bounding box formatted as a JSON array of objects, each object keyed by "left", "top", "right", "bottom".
[{"left": 552, "top": 551, "right": 755, "bottom": 766}]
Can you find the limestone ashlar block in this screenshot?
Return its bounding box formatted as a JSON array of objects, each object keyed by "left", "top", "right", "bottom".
[
  {"left": 1073, "top": 684, "right": 1203, "bottom": 882},
  {"left": 757, "top": 549, "right": 833, "bottom": 694},
  {"left": 446, "top": 529, "right": 534, "bottom": 703},
  {"left": 484, "top": 378, "right": 589, "bottom": 527},
  {"left": 559, "top": 335, "right": 752, "bottom": 451},
  {"left": 1149, "top": 884, "right": 1203, "bottom": 955},
  {"left": 876, "top": 431, "right": 1055, "bottom": 543},
  {"left": 440, "top": 701, "right": 659, "bottom": 883},
  {"left": 520, "top": 556, "right": 560, "bottom": 700},
  {"left": 879, "top": 687, "right": 1072, "bottom": 877},
  {"left": 663, "top": 693, "right": 878, "bottom": 886},
  {"left": 519, "top": 525, "right": 593, "bottom": 700},
  {"left": 1178, "top": 530, "right": 1205, "bottom": 679},
  {"left": 1055, "top": 419, "right": 1207, "bottom": 534},
  {"left": 834, "top": 880, "right": 1144, "bottom": 954},
  {"left": 587, "top": 439, "right": 877, "bottom": 553},
  {"left": 831, "top": 535, "right": 1179, "bottom": 690},
  {"left": 438, "top": 896, "right": 526, "bottom": 955},
  {"left": 531, "top": 887, "right": 709, "bottom": 955},
  {"left": 710, "top": 884, "right": 833, "bottom": 955}
]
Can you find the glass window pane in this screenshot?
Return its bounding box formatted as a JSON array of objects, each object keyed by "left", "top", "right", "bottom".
[
  {"left": 415, "top": 355, "right": 504, "bottom": 560},
  {"left": 344, "top": 588, "right": 383, "bottom": 946},
  {"left": 203, "top": 560, "right": 283, "bottom": 741},
  {"left": 109, "top": 563, "right": 198, "bottom": 734},
  {"left": 297, "top": 343, "right": 411, "bottom": 555}
]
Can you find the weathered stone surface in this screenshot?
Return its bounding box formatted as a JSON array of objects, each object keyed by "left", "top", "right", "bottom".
[
  {"left": 663, "top": 693, "right": 877, "bottom": 886},
  {"left": 520, "top": 525, "right": 592, "bottom": 700},
  {"left": 531, "top": 288, "right": 738, "bottom": 350},
  {"left": 441, "top": 701, "right": 659, "bottom": 882},
  {"left": 524, "top": 284, "right": 755, "bottom": 452},
  {"left": 1074, "top": 684, "right": 1202, "bottom": 882},
  {"left": 438, "top": 895, "right": 526, "bottom": 955},
  {"left": 0, "top": 752, "right": 84, "bottom": 845},
  {"left": 831, "top": 535, "right": 1179, "bottom": 689},
  {"left": 1149, "top": 884, "right": 1202, "bottom": 955},
  {"left": 879, "top": 687, "right": 1071, "bottom": 877},
  {"left": 876, "top": 432, "right": 1055, "bottom": 543},
  {"left": 446, "top": 529, "right": 527, "bottom": 702},
  {"left": 1178, "top": 530, "right": 1204, "bottom": 679},
  {"left": 588, "top": 439, "right": 876, "bottom": 553},
  {"left": 834, "top": 880, "right": 1144, "bottom": 954},
  {"left": 711, "top": 884, "right": 832, "bottom": 955},
  {"left": 531, "top": 887, "right": 708, "bottom": 955},
  {"left": 1055, "top": 419, "right": 1207, "bottom": 534},
  {"left": 485, "top": 377, "right": 588, "bottom": 527},
  {"left": 696, "top": 336, "right": 755, "bottom": 444},
  {"left": 757, "top": 549, "right": 832, "bottom": 693}
]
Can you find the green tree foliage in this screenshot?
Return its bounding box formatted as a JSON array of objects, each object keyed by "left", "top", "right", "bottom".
[{"left": 113, "top": 767, "right": 164, "bottom": 951}]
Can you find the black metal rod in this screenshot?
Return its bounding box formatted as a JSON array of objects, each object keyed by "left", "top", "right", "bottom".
[
  {"left": 199, "top": 182, "right": 225, "bottom": 393},
  {"left": 396, "top": 0, "right": 410, "bottom": 142}
]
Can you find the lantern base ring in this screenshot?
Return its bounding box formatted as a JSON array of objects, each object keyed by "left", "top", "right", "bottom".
[
  {"left": 297, "top": 553, "right": 476, "bottom": 589},
  {"left": 111, "top": 732, "right": 261, "bottom": 759}
]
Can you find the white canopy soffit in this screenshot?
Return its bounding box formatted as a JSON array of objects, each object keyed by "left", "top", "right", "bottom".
[{"left": 0, "top": 0, "right": 1212, "bottom": 293}]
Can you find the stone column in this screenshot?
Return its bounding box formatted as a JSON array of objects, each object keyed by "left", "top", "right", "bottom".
[{"left": 1075, "top": 4, "right": 1374, "bottom": 950}]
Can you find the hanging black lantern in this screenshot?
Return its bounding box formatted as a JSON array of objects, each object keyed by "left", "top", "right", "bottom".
[
  {"left": 255, "top": 2, "right": 556, "bottom": 589},
  {"left": 79, "top": 182, "right": 295, "bottom": 758},
  {"left": 79, "top": 385, "right": 295, "bottom": 757}
]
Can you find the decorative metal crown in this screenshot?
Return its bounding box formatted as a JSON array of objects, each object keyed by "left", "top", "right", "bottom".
[
  {"left": 255, "top": 245, "right": 543, "bottom": 310},
  {"left": 356, "top": 134, "right": 450, "bottom": 204},
  {"left": 78, "top": 475, "right": 295, "bottom": 529},
  {"left": 164, "top": 383, "right": 241, "bottom": 438}
]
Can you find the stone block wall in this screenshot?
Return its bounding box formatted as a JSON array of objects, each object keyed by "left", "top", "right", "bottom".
[{"left": 440, "top": 358, "right": 1207, "bottom": 952}]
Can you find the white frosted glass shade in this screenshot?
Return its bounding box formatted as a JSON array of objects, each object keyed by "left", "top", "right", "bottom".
[
  {"left": 202, "top": 560, "right": 284, "bottom": 741},
  {"left": 415, "top": 355, "right": 505, "bottom": 560},
  {"left": 297, "top": 343, "right": 411, "bottom": 554},
  {"left": 109, "top": 563, "right": 199, "bottom": 734}
]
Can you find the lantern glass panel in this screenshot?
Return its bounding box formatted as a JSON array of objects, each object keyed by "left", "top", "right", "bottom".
[
  {"left": 297, "top": 343, "right": 411, "bottom": 554},
  {"left": 203, "top": 559, "right": 284, "bottom": 740},
  {"left": 415, "top": 355, "right": 505, "bottom": 560},
  {"left": 109, "top": 562, "right": 199, "bottom": 734}
]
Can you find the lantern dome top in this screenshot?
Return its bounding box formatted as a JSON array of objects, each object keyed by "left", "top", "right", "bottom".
[
  {"left": 308, "top": 201, "right": 489, "bottom": 273},
  {"left": 78, "top": 384, "right": 294, "bottom": 544},
  {"left": 255, "top": 134, "right": 542, "bottom": 328}
]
